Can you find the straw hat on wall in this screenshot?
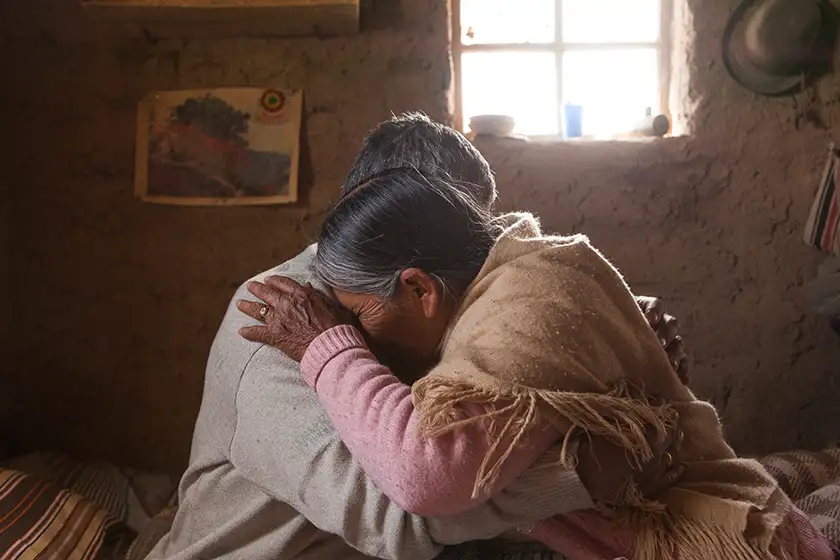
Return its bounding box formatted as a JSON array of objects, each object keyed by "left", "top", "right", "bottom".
[{"left": 722, "top": 0, "right": 826, "bottom": 96}]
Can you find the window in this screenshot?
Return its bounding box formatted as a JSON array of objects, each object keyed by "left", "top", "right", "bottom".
[{"left": 452, "top": 0, "right": 671, "bottom": 139}]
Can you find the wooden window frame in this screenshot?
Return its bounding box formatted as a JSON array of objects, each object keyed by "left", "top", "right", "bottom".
[{"left": 450, "top": 0, "right": 673, "bottom": 137}]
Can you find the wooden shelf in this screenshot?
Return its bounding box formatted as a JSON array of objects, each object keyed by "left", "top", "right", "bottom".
[{"left": 80, "top": 0, "right": 359, "bottom": 38}]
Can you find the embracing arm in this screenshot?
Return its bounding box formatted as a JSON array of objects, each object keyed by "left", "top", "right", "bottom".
[
  {"left": 229, "top": 346, "right": 439, "bottom": 560},
  {"left": 230, "top": 345, "right": 592, "bottom": 559},
  {"left": 300, "top": 324, "right": 592, "bottom": 517}
]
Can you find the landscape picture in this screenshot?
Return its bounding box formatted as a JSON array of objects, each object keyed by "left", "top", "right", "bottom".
[{"left": 135, "top": 87, "right": 302, "bottom": 206}]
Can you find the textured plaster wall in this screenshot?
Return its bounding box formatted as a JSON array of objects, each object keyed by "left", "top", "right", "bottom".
[
  {"left": 1, "top": 23, "right": 14, "bottom": 438},
  {"left": 0, "top": 165, "right": 10, "bottom": 439},
  {"left": 2, "top": 0, "right": 839, "bottom": 473}
]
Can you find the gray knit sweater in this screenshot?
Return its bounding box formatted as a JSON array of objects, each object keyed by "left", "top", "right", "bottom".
[{"left": 146, "top": 245, "right": 592, "bottom": 560}]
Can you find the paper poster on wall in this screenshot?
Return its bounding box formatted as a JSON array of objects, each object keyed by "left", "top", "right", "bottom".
[{"left": 135, "top": 87, "right": 302, "bottom": 206}]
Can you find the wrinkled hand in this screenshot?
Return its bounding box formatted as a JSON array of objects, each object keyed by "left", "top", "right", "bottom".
[
  {"left": 636, "top": 295, "right": 691, "bottom": 384},
  {"left": 236, "top": 276, "right": 347, "bottom": 362},
  {"left": 576, "top": 422, "right": 684, "bottom": 504}
]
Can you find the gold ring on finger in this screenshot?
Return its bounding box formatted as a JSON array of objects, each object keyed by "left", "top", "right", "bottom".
[
  {"left": 664, "top": 450, "right": 674, "bottom": 468},
  {"left": 259, "top": 306, "right": 269, "bottom": 319}
]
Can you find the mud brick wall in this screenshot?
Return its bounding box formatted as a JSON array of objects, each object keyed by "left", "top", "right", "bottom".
[{"left": 2, "top": 0, "right": 839, "bottom": 472}]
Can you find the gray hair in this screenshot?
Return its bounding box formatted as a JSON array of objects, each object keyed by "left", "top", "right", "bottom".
[
  {"left": 342, "top": 112, "right": 497, "bottom": 209},
  {"left": 316, "top": 167, "right": 501, "bottom": 300}
]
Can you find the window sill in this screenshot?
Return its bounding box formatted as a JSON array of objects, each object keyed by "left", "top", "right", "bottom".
[
  {"left": 471, "top": 133, "right": 690, "bottom": 157},
  {"left": 471, "top": 133, "right": 687, "bottom": 145}
]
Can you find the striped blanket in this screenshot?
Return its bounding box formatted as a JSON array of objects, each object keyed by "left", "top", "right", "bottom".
[
  {"left": 0, "top": 468, "right": 117, "bottom": 560},
  {"left": 760, "top": 448, "right": 840, "bottom": 548},
  {"left": 0, "top": 452, "right": 177, "bottom": 560}
]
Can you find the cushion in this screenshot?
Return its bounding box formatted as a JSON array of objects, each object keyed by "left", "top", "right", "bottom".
[{"left": 0, "top": 467, "right": 117, "bottom": 560}]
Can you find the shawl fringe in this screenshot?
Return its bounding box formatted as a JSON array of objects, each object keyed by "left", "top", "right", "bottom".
[
  {"left": 412, "top": 375, "right": 793, "bottom": 560},
  {"left": 412, "top": 376, "right": 677, "bottom": 500},
  {"left": 615, "top": 484, "right": 786, "bottom": 560}
]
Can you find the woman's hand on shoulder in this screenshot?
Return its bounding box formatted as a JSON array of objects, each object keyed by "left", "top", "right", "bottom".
[
  {"left": 635, "top": 295, "right": 691, "bottom": 384},
  {"left": 236, "top": 276, "right": 348, "bottom": 362},
  {"left": 575, "top": 421, "right": 684, "bottom": 505}
]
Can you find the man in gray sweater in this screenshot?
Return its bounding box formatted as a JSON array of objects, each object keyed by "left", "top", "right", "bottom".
[{"left": 147, "top": 113, "right": 689, "bottom": 560}]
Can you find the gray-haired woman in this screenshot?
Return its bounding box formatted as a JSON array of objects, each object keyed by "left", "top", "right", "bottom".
[{"left": 233, "top": 166, "right": 707, "bottom": 558}]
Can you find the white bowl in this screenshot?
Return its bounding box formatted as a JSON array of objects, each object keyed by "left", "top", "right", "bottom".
[{"left": 468, "top": 114, "right": 516, "bottom": 137}]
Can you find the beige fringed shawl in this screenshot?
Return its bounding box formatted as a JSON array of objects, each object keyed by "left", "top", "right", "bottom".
[{"left": 412, "top": 212, "right": 793, "bottom": 560}]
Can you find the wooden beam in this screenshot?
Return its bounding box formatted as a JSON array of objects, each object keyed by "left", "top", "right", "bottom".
[{"left": 80, "top": 0, "right": 359, "bottom": 38}]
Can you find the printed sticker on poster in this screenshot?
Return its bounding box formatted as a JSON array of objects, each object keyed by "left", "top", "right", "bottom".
[{"left": 135, "top": 87, "right": 302, "bottom": 206}]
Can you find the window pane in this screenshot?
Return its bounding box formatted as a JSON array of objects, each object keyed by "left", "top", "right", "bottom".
[
  {"left": 460, "top": 0, "right": 554, "bottom": 45},
  {"left": 461, "top": 51, "right": 558, "bottom": 136},
  {"left": 562, "top": 49, "right": 659, "bottom": 138},
  {"left": 562, "top": 0, "right": 659, "bottom": 43}
]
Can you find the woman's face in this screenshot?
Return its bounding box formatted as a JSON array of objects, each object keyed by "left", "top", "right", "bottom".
[{"left": 333, "top": 268, "right": 456, "bottom": 367}]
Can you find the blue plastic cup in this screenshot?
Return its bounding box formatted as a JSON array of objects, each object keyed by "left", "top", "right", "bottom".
[{"left": 563, "top": 103, "right": 583, "bottom": 139}]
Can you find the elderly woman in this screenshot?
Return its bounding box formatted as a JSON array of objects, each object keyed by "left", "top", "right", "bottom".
[{"left": 238, "top": 167, "right": 832, "bottom": 560}]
